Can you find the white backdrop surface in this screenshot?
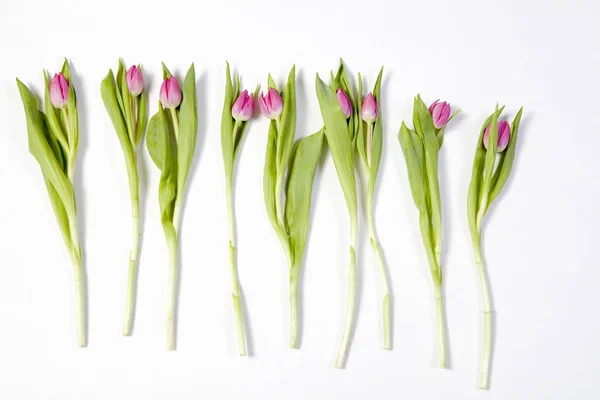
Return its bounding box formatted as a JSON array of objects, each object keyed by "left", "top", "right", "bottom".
[{"left": 1, "top": 0, "right": 599, "bottom": 398}]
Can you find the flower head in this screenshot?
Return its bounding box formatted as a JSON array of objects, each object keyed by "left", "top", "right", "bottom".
[
  {"left": 49, "top": 73, "right": 69, "bottom": 109},
  {"left": 483, "top": 120, "right": 511, "bottom": 152},
  {"left": 159, "top": 76, "right": 182, "bottom": 109},
  {"left": 361, "top": 92, "right": 378, "bottom": 123},
  {"left": 126, "top": 65, "right": 144, "bottom": 97},
  {"left": 232, "top": 90, "right": 254, "bottom": 121},
  {"left": 336, "top": 88, "right": 352, "bottom": 119},
  {"left": 429, "top": 100, "right": 451, "bottom": 129},
  {"left": 258, "top": 88, "right": 283, "bottom": 120}
]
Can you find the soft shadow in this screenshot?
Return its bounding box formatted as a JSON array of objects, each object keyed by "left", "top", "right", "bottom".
[{"left": 69, "top": 62, "right": 90, "bottom": 345}]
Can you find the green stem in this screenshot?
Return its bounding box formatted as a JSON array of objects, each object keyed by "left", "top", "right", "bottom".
[
  {"left": 366, "top": 198, "right": 391, "bottom": 350},
  {"left": 70, "top": 251, "right": 86, "bottom": 347},
  {"left": 289, "top": 265, "right": 299, "bottom": 349},
  {"left": 473, "top": 239, "right": 492, "bottom": 389},
  {"left": 435, "top": 285, "right": 447, "bottom": 368},
  {"left": 335, "top": 219, "right": 358, "bottom": 368},
  {"left": 130, "top": 96, "right": 137, "bottom": 146},
  {"left": 366, "top": 122, "right": 373, "bottom": 167},
  {"left": 166, "top": 236, "right": 178, "bottom": 350},
  {"left": 123, "top": 182, "right": 140, "bottom": 336},
  {"left": 226, "top": 177, "right": 247, "bottom": 356},
  {"left": 170, "top": 108, "right": 179, "bottom": 142}
]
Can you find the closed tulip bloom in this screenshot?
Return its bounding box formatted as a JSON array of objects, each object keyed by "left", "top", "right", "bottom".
[
  {"left": 483, "top": 120, "right": 511, "bottom": 152},
  {"left": 336, "top": 88, "right": 352, "bottom": 119},
  {"left": 361, "top": 92, "right": 378, "bottom": 123},
  {"left": 126, "top": 65, "right": 144, "bottom": 97},
  {"left": 159, "top": 76, "right": 182, "bottom": 109},
  {"left": 258, "top": 88, "right": 283, "bottom": 120},
  {"left": 429, "top": 100, "right": 451, "bottom": 129},
  {"left": 49, "top": 73, "right": 69, "bottom": 109},
  {"left": 231, "top": 90, "right": 254, "bottom": 121}
]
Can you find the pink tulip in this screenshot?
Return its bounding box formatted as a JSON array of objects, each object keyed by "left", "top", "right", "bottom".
[
  {"left": 429, "top": 100, "right": 451, "bottom": 129},
  {"left": 336, "top": 88, "right": 352, "bottom": 119},
  {"left": 159, "top": 76, "right": 182, "bottom": 109},
  {"left": 258, "top": 88, "right": 283, "bottom": 120},
  {"left": 49, "top": 73, "right": 69, "bottom": 109},
  {"left": 483, "top": 120, "right": 511, "bottom": 152},
  {"left": 231, "top": 90, "right": 254, "bottom": 121},
  {"left": 361, "top": 92, "right": 378, "bottom": 123},
  {"left": 126, "top": 65, "right": 144, "bottom": 97}
]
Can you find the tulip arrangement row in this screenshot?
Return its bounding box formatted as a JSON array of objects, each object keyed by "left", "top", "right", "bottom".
[{"left": 16, "top": 58, "right": 523, "bottom": 390}]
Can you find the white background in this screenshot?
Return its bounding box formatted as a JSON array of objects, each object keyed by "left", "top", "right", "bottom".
[{"left": 0, "top": 0, "right": 599, "bottom": 398}]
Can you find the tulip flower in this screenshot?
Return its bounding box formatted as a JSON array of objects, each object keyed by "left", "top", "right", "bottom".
[
  {"left": 483, "top": 120, "right": 511, "bottom": 152},
  {"left": 159, "top": 76, "right": 182, "bottom": 109},
  {"left": 49, "top": 72, "right": 69, "bottom": 109},
  {"left": 336, "top": 88, "right": 352, "bottom": 119},
  {"left": 429, "top": 100, "right": 451, "bottom": 129},
  {"left": 231, "top": 90, "right": 254, "bottom": 121},
  {"left": 361, "top": 92, "right": 377, "bottom": 123},
  {"left": 258, "top": 88, "right": 283, "bottom": 120},
  {"left": 126, "top": 65, "right": 144, "bottom": 97}
]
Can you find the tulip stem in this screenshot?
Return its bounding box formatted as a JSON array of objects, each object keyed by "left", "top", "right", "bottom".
[
  {"left": 166, "top": 234, "right": 178, "bottom": 350},
  {"left": 366, "top": 122, "right": 373, "bottom": 167},
  {"left": 435, "top": 286, "right": 447, "bottom": 368},
  {"left": 170, "top": 108, "right": 179, "bottom": 142},
  {"left": 289, "top": 267, "right": 299, "bottom": 349},
  {"left": 472, "top": 237, "right": 492, "bottom": 389},
  {"left": 123, "top": 167, "right": 140, "bottom": 336},
  {"left": 334, "top": 218, "right": 358, "bottom": 369},
  {"left": 226, "top": 176, "right": 247, "bottom": 356},
  {"left": 366, "top": 196, "right": 391, "bottom": 350}
]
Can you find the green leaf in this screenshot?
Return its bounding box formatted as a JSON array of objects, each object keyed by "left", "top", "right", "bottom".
[
  {"left": 285, "top": 130, "right": 324, "bottom": 265},
  {"left": 161, "top": 63, "right": 172, "bottom": 80},
  {"left": 220, "top": 62, "right": 235, "bottom": 181},
  {"left": 277, "top": 66, "right": 296, "bottom": 174},
  {"left": 146, "top": 104, "right": 171, "bottom": 170},
  {"left": 115, "top": 61, "right": 126, "bottom": 114},
  {"left": 119, "top": 60, "right": 135, "bottom": 145},
  {"left": 315, "top": 74, "right": 357, "bottom": 223},
  {"left": 367, "top": 67, "right": 384, "bottom": 201},
  {"left": 61, "top": 59, "right": 78, "bottom": 153},
  {"left": 44, "top": 179, "right": 73, "bottom": 249},
  {"left": 398, "top": 122, "right": 426, "bottom": 210},
  {"left": 267, "top": 74, "right": 277, "bottom": 91},
  {"left": 136, "top": 78, "right": 148, "bottom": 146},
  {"left": 101, "top": 70, "right": 133, "bottom": 160},
  {"left": 263, "top": 121, "right": 280, "bottom": 233},
  {"left": 16, "top": 79, "right": 76, "bottom": 218},
  {"left": 487, "top": 107, "right": 523, "bottom": 206},
  {"left": 176, "top": 64, "right": 198, "bottom": 199}
]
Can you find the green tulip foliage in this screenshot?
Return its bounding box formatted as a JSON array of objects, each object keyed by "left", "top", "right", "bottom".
[
  {"left": 220, "top": 62, "right": 258, "bottom": 356},
  {"left": 397, "top": 95, "right": 458, "bottom": 368},
  {"left": 261, "top": 66, "right": 324, "bottom": 349},
  {"left": 146, "top": 63, "right": 197, "bottom": 350},
  {"left": 467, "top": 105, "right": 523, "bottom": 389},
  {"left": 315, "top": 60, "right": 359, "bottom": 368},
  {"left": 101, "top": 59, "right": 148, "bottom": 336},
  {"left": 16, "top": 59, "right": 86, "bottom": 346}
]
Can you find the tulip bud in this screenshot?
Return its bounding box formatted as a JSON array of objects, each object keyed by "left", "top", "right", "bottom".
[
  {"left": 483, "top": 120, "right": 511, "bottom": 152},
  {"left": 336, "top": 88, "right": 352, "bottom": 119},
  {"left": 49, "top": 73, "right": 69, "bottom": 109},
  {"left": 429, "top": 100, "right": 451, "bottom": 129},
  {"left": 258, "top": 88, "right": 283, "bottom": 120},
  {"left": 361, "top": 92, "right": 378, "bottom": 123},
  {"left": 126, "top": 65, "right": 144, "bottom": 97},
  {"left": 231, "top": 90, "right": 254, "bottom": 121},
  {"left": 159, "top": 76, "right": 182, "bottom": 109}
]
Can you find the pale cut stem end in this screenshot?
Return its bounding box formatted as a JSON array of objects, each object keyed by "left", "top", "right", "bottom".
[
  {"left": 289, "top": 275, "right": 299, "bottom": 349},
  {"left": 123, "top": 258, "right": 137, "bottom": 336},
  {"left": 72, "top": 254, "right": 86, "bottom": 347},
  {"left": 229, "top": 242, "right": 247, "bottom": 356},
  {"left": 334, "top": 245, "right": 357, "bottom": 369},
  {"left": 480, "top": 311, "right": 492, "bottom": 389},
  {"left": 382, "top": 294, "right": 391, "bottom": 350},
  {"left": 166, "top": 241, "right": 178, "bottom": 351},
  {"left": 435, "top": 288, "right": 447, "bottom": 369}
]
